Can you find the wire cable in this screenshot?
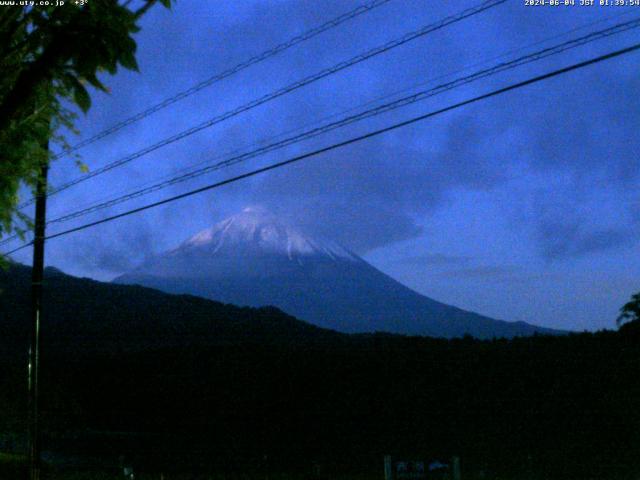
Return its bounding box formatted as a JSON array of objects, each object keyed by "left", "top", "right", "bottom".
[
  {"left": 16, "top": 0, "right": 507, "bottom": 210},
  {"left": 50, "top": 5, "right": 636, "bottom": 217},
  {"left": 54, "top": 0, "right": 394, "bottom": 158},
  {"left": 2, "top": 14, "right": 637, "bottom": 248},
  {"left": 4, "top": 41, "right": 637, "bottom": 256},
  {"left": 39, "top": 18, "right": 640, "bottom": 227}
]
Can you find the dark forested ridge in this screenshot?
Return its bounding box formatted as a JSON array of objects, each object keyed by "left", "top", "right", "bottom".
[
  {"left": 0, "top": 263, "right": 344, "bottom": 359},
  {"left": 0, "top": 264, "right": 639, "bottom": 479}
]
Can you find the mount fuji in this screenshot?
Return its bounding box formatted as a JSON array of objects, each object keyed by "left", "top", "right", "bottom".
[{"left": 114, "top": 207, "right": 560, "bottom": 338}]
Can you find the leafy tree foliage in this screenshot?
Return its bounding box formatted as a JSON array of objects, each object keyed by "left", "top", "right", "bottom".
[
  {"left": 618, "top": 291, "right": 640, "bottom": 326},
  {"left": 0, "top": 0, "right": 172, "bottom": 241}
]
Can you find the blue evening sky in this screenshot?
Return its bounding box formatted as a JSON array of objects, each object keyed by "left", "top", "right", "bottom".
[{"left": 9, "top": 0, "right": 640, "bottom": 331}]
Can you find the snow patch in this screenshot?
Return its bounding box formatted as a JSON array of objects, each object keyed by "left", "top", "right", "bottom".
[{"left": 180, "top": 207, "right": 358, "bottom": 262}]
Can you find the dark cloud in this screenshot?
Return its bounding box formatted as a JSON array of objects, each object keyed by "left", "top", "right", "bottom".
[
  {"left": 64, "top": 224, "right": 155, "bottom": 274},
  {"left": 253, "top": 114, "right": 508, "bottom": 252},
  {"left": 536, "top": 221, "right": 635, "bottom": 260},
  {"left": 283, "top": 200, "right": 423, "bottom": 253},
  {"left": 517, "top": 178, "right": 640, "bottom": 260},
  {"left": 501, "top": 58, "right": 640, "bottom": 259},
  {"left": 60, "top": 0, "right": 520, "bottom": 257},
  {"left": 527, "top": 72, "right": 640, "bottom": 182}
]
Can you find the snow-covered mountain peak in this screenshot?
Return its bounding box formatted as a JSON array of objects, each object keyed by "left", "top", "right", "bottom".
[
  {"left": 116, "top": 207, "right": 557, "bottom": 339},
  {"left": 178, "top": 207, "right": 358, "bottom": 262}
]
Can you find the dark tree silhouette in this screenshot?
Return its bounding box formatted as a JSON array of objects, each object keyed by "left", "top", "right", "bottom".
[
  {"left": 0, "top": 0, "right": 173, "bottom": 242},
  {"left": 617, "top": 292, "right": 640, "bottom": 326}
]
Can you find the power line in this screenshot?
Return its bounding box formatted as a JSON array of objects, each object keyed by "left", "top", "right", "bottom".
[
  {"left": 329, "top": 6, "right": 638, "bottom": 119},
  {"left": 16, "top": 0, "right": 506, "bottom": 210},
  {"left": 3, "top": 0, "right": 390, "bottom": 225},
  {"left": 5, "top": 41, "right": 637, "bottom": 255},
  {"left": 38, "top": 18, "right": 640, "bottom": 227},
  {"left": 2, "top": 15, "right": 637, "bottom": 248},
  {"left": 49, "top": 6, "right": 635, "bottom": 218},
  {"left": 39, "top": 5, "right": 640, "bottom": 213},
  {"left": 53, "top": 0, "right": 394, "bottom": 158},
  {"left": 4, "top": 242, "right": 32, "bottom": 256}
]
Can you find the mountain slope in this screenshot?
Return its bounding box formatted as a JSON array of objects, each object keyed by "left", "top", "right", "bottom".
[
  {"left": 0, "top": 263, "right": 344, "bottom": 359},
  {"left": 115, "top": 207, "right": 562, "bottom": 338}
]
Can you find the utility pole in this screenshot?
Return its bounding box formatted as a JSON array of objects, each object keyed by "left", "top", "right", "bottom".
[
  {"left": 384, "top": 455, "right": 392, "bottom": 480},
  {"left": 28, "top": 145, "right": 48, "bottom": 480}
]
